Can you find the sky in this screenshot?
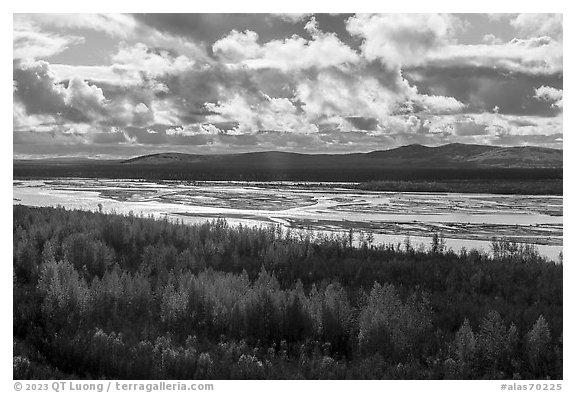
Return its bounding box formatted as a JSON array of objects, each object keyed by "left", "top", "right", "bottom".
[{"left": 12, "top": 13, "right": 563, "bottom": 158}]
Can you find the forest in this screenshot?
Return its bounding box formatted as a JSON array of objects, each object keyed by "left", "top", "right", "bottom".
[
  {"left": 356, "top": 180, "right": 562, "bottom": 195},
  {"left": 13, "top": 159, "right": 562, "bottom": 184},
  {"left": 13, "top": 205, "right": 562, "bottom": 379},
  {"left": 13, "top": 156, "right": 562, "bottom": 195}
]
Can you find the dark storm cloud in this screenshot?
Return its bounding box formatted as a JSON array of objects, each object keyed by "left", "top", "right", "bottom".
[
  {"left": 405, "top": 66, "right": 563, "bottom": 117},
  {"left": 345, "top": 117, "right": 379, "bottom": 131},
  {"left": 13, "top": 61, "right": 100, "bottom": 124},
  {"left": 158, "top": 63, "right": 269, "bottom": 118},
  {"left": 14, "top": 60, "right": 163, "bottom": 130},
  {"left": 13, "top": 61, "right": 67, "bottom": 116}
]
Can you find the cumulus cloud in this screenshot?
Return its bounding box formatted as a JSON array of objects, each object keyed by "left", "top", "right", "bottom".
[
  {"left": 414, "top": 94, "right": 466, "bottom": 115},
  {"left": 450, "top": 117, "right": 488, "bottom": 136},
  {"left": 295, "top": 67, "right": 410, "bottom": 121},
  {"left": 346, "top": 13, "right": 459, "bottom": 68},
  {"left": 205, "top": 94, "right": 318, "bottom": 134},
  {"left": 511, "top": 14, "right": 562, "bottom": 41},
  {"left": 384, "top": 115, "right": 423, "bottom": 134},
  {"left": 14, "top": 60, "right": 161, "bottom": 129},
  {"left": 534, "top": 85, "right": 563, "bottom": 109},
  {"left": 13, "top": 60, "right": 69, "bottom": 116},
  {"left": 213, "top": 21, "right": 360, "bottom": 70},
  {"left": 212, "top": 30, "right": 262, "bottom": 63},
  {"left": 64, "top": 77, "right": 107, "bottom": 119},
  {"left": 111, "top": 43, "right": 195, "bottom": 76}
]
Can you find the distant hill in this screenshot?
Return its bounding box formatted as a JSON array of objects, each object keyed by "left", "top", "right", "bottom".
[
  {"left": 14, "top": 143, "right": 562, "bottom": 182},
  {"left": 123, "top": 152, "right": 209, "bottom": 164},
  {"left": 122, "top": 143, "right": 563, "bottom": 169},
  {"left": 467, "top": 146, "right": 563, "bottom": 167}
]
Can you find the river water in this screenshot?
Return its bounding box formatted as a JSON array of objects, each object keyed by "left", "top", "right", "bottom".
[{"left": 13, "top": 179, "right": 563, "bottom": 261}]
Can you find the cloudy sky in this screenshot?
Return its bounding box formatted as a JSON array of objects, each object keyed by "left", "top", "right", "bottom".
[{"left": 13, "top": 13, "right": 563, "bottom": 158}]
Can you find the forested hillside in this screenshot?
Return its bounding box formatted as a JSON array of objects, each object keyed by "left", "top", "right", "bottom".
[
  {"left": 14, "top": 144, "right": 562, "bottom": 184},
  {"left": 13, "top": 205, "right": 562, "bottom": 379}
]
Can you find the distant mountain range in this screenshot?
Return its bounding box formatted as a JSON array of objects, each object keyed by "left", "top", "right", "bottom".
[
  {"left": 122, "top": 143, "right": 562, "bottom": 169},
  {"left": 13, "top": 143, "right": 562, "bottom": 183}
]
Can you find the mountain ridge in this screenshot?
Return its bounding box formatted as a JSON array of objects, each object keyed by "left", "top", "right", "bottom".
[{"left": 121, "top": 143, "right": 562, "bottom": 168}]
